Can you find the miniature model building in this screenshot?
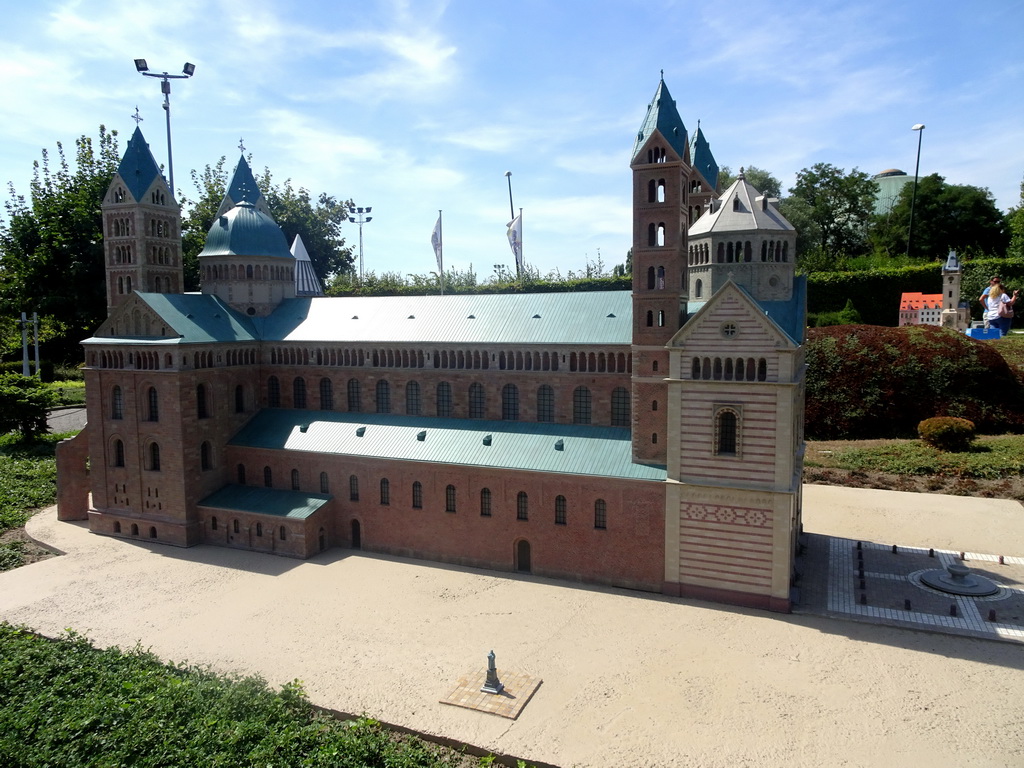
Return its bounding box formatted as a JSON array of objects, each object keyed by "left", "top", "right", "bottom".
[
  {"left": 57, "top": 78, "right": 806, "bottom": 612},
  {"left": 897, "top": 253, "right": 969, "bottom": 331}
]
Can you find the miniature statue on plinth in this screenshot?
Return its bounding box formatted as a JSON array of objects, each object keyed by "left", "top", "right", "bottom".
[{"left": 480, "top": 650, "right": 504, "bottom": 694}]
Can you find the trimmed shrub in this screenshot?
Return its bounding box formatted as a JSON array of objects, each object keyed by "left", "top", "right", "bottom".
[{"left": 918, "top": 416, "right": 976, "bottom": 452}]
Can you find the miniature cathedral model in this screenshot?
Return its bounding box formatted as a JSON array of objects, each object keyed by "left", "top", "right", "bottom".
[{"left": 56, "top": 78, "right": 806, "bottom": 613}]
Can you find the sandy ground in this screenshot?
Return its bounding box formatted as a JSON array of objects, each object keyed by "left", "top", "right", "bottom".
[{"left": 2, "top": 486, "right": 1023, "bottom": 768}]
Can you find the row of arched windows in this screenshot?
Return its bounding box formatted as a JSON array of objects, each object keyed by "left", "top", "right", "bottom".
[
  {"left": 202, "top": 263, "right": 294, "bottom": 282},
  {"left": 113, "top": 244, "right": 133, "bottom": 264},
  {"left": 211, "top": 516, "right": 290, "bottom": 542},
  {"left": 116, "top": 275, "right": 133, "bottom": 295},
  {"left": 112, "top": 521, "right": 157, "bottom": 538},
  {"left": 148, "top": 219, "right": 173, "bottom": 238},
  {"left": 265, "top": 375, "right": 632, "bottom": 426},
  {"left": 110, "top": 216, "right": 132, "bottom": 237},
  {"left": 692, "top": 356, "right": 768, "bottom": 382},
  {"left": 647, "top": 178, "right": 666, "bottom": 203},
  {"left": 150, "top": 190, "right": 167, "bottom": 206},
  {"left": 93, "top": 347, "right": 255, "bottom": 370},
  {"left": 109, "top": 437, "right": 215, "bottom": 471},
  {"left": 150, "top": 245, "right": 174, "bottom": 265},
  {"left": 111, "top": 381, "right": 249, "bottom": 422},
  {"left": 150, "top": 276, "right": 173, "bottom": 293},
  {"left": 691, "top": 240, "right": 790, "bottom": 264},
  {"left": 568, "top": 351, "right": 630, "bottom": 374}
]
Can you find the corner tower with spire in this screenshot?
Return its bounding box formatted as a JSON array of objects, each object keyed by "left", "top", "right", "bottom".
[
  {"left": 630, "top": 76, "right": 692, "bottom": 464},
  {"left": 101, "top": 127, "right": 182, "bottom": 315}
]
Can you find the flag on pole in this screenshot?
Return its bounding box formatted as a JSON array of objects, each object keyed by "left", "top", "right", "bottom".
[
  {"left": 506, "top": 213, "right": 522, "bottom": 271},
  {"left": 430, "top": 213, "right": 442, "bottom": 271}
]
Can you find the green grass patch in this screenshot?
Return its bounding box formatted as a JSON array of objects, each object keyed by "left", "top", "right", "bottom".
[
  {"left": 0, "top": 432, "right": 76, "bottom": 534},
  {"left": 992, "top": 332, "right": 1024, "bottom": 374},
  {"left": 823, "top": 434, "right": 1024, "bottom": 480},
  {"left": 44, "top": 380, "right": 86, "bottom": 407},
  {"left": 0, "top": 623, "right": 477, "bottom": 767}
]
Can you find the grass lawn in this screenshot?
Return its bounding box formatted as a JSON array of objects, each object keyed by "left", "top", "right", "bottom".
[
  {"left": 992, "top": 330, "right": 1024, "bottom": 374},
  {"left": 43, "top": 379, "right": 86, "bottom": 407}
]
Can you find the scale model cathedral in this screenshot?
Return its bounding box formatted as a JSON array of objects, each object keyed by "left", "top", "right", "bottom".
[{"left": 57, "top": 78, "right": 806, "bottom": 612}]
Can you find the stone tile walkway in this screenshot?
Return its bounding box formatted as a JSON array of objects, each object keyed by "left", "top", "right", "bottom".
[
  {"left": 440, "top": 668, "right": 542, "bottom": 719},
  {"left": 797, "top": 532, "right": 1024, "bottom": 644}
]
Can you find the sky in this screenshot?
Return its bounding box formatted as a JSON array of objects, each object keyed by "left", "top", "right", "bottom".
[{"left": 1, "top": 0, "right": 1022, "bottom": 282}]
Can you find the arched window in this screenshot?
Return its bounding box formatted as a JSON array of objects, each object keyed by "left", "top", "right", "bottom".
[
  {"left": 293, "top": 378, "right": 307, "bottom": 409},
  {"left": 376, "top": 380, "right": 391, "bottom": 413},
  {"left": 235, "top": 384, "right": 245, "bottom": 413},
  {"left": 237, "top": 463, "right": 246, "bottom": 484},
  {"left": 233, "top": 520, "right": 240, "bottom": 534},
  {"left": 380, "top": 478, "right": 390, "bottom": 505},
  {"left": 692, "top": 358, "right": 701, "bottom": 379},
  {"left": 695, "top": 279, "right": 703, "bottom": 298},
  {"left": 611, "top": 387, "right": 630, "bottom": 426},
  {"left": 131, "top": 523, "right": 139, "bottom": 536},
  {"left": 268, "top": 376, "right": 281, "bottom": 407},
  {"left": 147, "top": 442, "right": 161, "bottom": 471},
  {"left": 200, "top": 441, "right": 212, "bottom": 471},
  {"left": 147, "top": 387, "right": 159, "bottom": 421},
  {"left": 347, "top": 379, "right": 362, "bottom": 412},
  {"left": 113, "top": 439, "right": 125, "bottom": 467},
  {"left": 320, "top": 378, "right": 333, "bottom": 410},
  {"left": 517, "top": 492, "right": 529, "bottom": 520},
  {"left": 279, "top": 526, "right": 287, "bottom": 541},
  {"left": 320, "top": 472, "right": 329, "bottom": 493},
  {"left": 716, "top": 409, "right": 739, "bottom": 455},
  {"left": 573, "top": 386, "right": 592, "bottom": 424},
  {"left": 594, "top": 499, "right": 607, "bottom": 529},
  {"left": 502, "top": 384, "right": 519, "bottom": 420},
  {"left": 658, "top": 310, "right": 665, "bottom": 327},
  {"left": 349, "top": 475, "right": 359, "bottom": 501},
  {"left": 657, "top": 266, "right": 665, "bottom": 289},
  {"left": 264, "top": 466, "right": 273, "bottom": 487},
  {"left": 647, "top": 266, "right": 656, "bottom": 290},
  {"left": 256, "top": 523, "right": 263, "bottom": 537},
  {"left": 758, "top": 358, "right": 767, "bottom": 381},
  {"left": 406, "top": 381, "right": 422, "bottom": 415},
  {"left": 211, "top": 517, "right": 217, "bottom": 531},
  {"left": 646, "top": 310, "right": 654, "bottom": 327},
  {"left": 111, "top": 386, "right": 123, "bottom": 419},
  {"left": 647, "top": 222, "right": 656, "bottom": 247},
  {"left": 647, "top": 179, "right": 657, "bottom": 203},
  {"left": 469, "top": 383, "right": 486, "bottom": 418},
  {"left": 197, "top": 383, "right": 209, "bottom": 418},
  {"left": 436, "top": 382, "right": 452, "bottom": 417},
  {"left": 412, "top": 481, "right": 423, "bottom": 509},
  {"left": 555, "top": 495, "right": 567, "bottom": 525},
  {"left": 536, "top": 385, "right": 554, "bottom": 423},
  {"left": 445, "top": 484, "right": 457, "bottom": 513},
  {"left": 480, "top": 487, "right": 492, "bottom": 517},
  {"left": 291, "top": 469, "right": 300, "bottom": 491}
]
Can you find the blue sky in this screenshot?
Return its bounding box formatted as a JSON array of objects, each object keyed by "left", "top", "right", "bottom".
[{"left": 1, "top": 0, "right": 1022, "bottom": 281}]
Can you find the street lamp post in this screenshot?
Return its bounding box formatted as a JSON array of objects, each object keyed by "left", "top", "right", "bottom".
[
  {"left": 906, "top": 123, "right": 925, "bottom": 259},
  {"left": 348, "top": 205, "right": 372, "bottom": 282},
  {"left": 134, "top": 59, "right": 196, "bottom": 197}
]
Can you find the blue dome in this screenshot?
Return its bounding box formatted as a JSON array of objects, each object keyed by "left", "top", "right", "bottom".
[{"left": 199, "top": 201, "right": 293, "bottom": 260}]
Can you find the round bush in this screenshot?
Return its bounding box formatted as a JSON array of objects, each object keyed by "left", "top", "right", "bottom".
[{"left": 918, "top": 416, "right": 976, "bottom": 452}]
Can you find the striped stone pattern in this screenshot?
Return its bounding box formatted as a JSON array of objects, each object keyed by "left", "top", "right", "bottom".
[{"left": 679, "top": 502, "right": 774, "bottom": 592}]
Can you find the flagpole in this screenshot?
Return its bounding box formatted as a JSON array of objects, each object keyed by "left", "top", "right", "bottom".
[
  {"left": 438, "top": 209, "right": 444, "bottom": 296},
  {"left": 504, "top": 171, "right": 518, "bottom": 279}
]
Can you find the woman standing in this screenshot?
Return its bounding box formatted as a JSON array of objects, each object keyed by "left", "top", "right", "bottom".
[{"left": 983, "top": 281, "right": 1019, "bottom": 336}]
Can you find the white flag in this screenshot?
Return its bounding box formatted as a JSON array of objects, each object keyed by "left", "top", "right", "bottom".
[
  {"left": 430, "top": 215, "right": 442, "bottom": 271},
  {"left": 506, "top": 213, "right": 522, "bottom": 270}
]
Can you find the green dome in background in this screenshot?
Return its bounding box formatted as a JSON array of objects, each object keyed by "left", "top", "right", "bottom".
[{"left": 199, "top": 201, "right": 293, "bottom": 260}]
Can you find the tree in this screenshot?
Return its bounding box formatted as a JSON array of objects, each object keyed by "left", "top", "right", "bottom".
[
  {"left": 0, "top": 127, "right": 121, "bottom": 360},
  {"left": 717, "top": 165, "right": 782, "bottom": 198},
  {"left": 0, "top": 374, "right": 54, "bottom": 440},
  {"left": 180, "top": 160, "right": 354, "bottom": 290},
  {"left": 871, "top": 173, "right": 1008, "bottom": 260},
  {"left": 786, "top": 163, "right": 878, "bottom": 261},
  {"left": 1003, "top": 174, "right": 1024, "bottom": 260}
]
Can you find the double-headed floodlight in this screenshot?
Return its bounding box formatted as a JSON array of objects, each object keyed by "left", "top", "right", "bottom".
[
  {"left": 348, "top": 205, "right": 373, "bottom": 282},
  {"left": 906, "top": 123, "right": 926, "bottom": 259},
  {"left": 135, "top": 58, "right": 196, "bottom": 196}
]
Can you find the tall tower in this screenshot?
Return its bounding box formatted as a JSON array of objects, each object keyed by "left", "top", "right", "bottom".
[
  {"left": 630, "top": 77, "right": 691, "bottom": 463},
  {"left": 102, "top": 127, "right": 182, "bottom": 315},
  {"left": 687, "top": 122, "right": 720, "bottom": 226},
  {"left": 940, "top": 251, "right": 968, "bottom": 331}
]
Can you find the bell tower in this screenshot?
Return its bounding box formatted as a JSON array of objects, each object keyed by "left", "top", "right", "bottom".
[
  {"left": 102, "top": 127, "right": 182, "bottom": 316},
  {"left": 630, "top": 77, "right": 691, "bottom": 464}
]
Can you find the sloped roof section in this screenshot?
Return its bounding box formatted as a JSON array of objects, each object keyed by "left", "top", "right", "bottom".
[
  {"left": 689, "top": 173, "right": 795, "bottom": 236},
  {"left": 199, "top": 484, "right": 330, "bottom": 519},
  {"left": 253, "top": 291, "right": 634, "bottom": 345},
  {"left": 230, "top": 410, "right": 666, "bottom": 481},
  {"left": 216, "top": 155, "right": 272, "bottom": 218},
  {"left": 900, "top": 292, "right": 942, "bottom": 310},
  {"left": 631, "top": 78, "right": 689, "bottom": 163},
  {"left": 88, "top": 292, "right": 259, "bottom": 344},
  {"left": 199, "top": 201, "right": 294, "bottom": 260},
  {"left": 292, "top": 235, "right": 324, "bottom": 297},
  {"left": 116, "top": 127, "right": 165, "bottom": 203},
  {"left": 690, "top": 123, "right": 719, "bottom": 190}
]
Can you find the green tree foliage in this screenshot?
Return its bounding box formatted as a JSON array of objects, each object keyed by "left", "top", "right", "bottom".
[
  {"left": 1006, "top": 174, "right": 1024, "bottom": 259},
  {"left": 0, "top": 374, "right": 54, "bottom": 441},
  {"left": 871, "top": 173, "right": 1008, "bottom": 260},
  {"left": 180, "top": 160, "right": 354, "bottom": 290},
  {"left": 805, "top": 325, "right": 1024, "bottom": 439},
  {"left": 785, "top": 163, "right": 878, "bottom": 262},
  {"left": 717, "top": 165, "right": 782, "bottom": 198},
  {"left": 0, "top": 127, "right": 120, "bottom": 359}
]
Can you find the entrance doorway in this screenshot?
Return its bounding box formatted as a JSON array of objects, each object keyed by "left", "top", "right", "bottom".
[
  {"left": 351, "top": 519, "right": 361, "bottom": 549},
  {"left": 318, "top": 527, "right": 326, "bottom": 552},
  {"left": 516, "top": 539, "right": 531, "bottom": 573}
]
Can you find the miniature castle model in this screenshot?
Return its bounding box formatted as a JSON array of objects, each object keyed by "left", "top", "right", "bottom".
[
  {"left": 898, "top": 252, "right": 969, "bottom": 331},
  {"left": 56, "top": 79, "right": 806, "bottom": 612}
]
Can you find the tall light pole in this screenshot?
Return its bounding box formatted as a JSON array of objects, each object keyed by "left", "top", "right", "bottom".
[
  {"left": 135, "top": 59, "right": 196, "bottom": 198},
  {"left": 906, "top": 123, "right": 925, "bottom": 259},
  {"left": 348, "top": 205, "right": 372, "bottom": 282},
  {"left": 504, "top": 171, "right": 515, "bottom": 222}
]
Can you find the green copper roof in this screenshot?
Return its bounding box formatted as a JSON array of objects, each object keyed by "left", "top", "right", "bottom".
[
  {"left": 199, "top": 201, "right": 294, "bottom": 260},
  {"left": 116, "top": 127, "right": 164, "bottom": 203},
  {"left": 631, "top": 78, "right": 688, "bottom": 163},
  {"left": 216, "top": 156, "right": 271, "bottom": 218},
  {"left": 690, "top": 123, "right": 719, "bottom": 190},
  {"left": 254, "top": 292, "right": 633, "bottom": 345},
  {"left": 79, "top": 293, "right": 258, "bottom": 345},
  {"left": 199, "top": 484, "right": 331, "bottom": 519},
  {"left": 230, "top": 410, "right": 667, "bottom": 481}
]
